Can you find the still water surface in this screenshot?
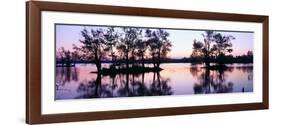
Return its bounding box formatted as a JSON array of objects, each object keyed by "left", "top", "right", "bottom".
[{"left": 55, "top": 63, "right": 253, "bottom": 100}]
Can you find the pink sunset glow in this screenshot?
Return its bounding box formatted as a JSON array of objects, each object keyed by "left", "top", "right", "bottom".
[{"left": 56, "top": 24, "right": 253, "bottom": 59}]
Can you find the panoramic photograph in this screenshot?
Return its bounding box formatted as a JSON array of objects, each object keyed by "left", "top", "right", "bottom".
[{"left": 55, "top": 24, "right": 254, "bottom": 100}]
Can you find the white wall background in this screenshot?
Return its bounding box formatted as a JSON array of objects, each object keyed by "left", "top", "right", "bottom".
[{"left": 0, "top": 0, "right": 279, "bottom": 124}]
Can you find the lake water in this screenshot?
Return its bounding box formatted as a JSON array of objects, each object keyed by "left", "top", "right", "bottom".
[{"left": 55, "top": 63, "right": 253, "bottom": 100}]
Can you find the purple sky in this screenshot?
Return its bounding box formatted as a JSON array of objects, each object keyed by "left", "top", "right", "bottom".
[{"left": 56, "top": 24, "right": 253, "bottom": 59}]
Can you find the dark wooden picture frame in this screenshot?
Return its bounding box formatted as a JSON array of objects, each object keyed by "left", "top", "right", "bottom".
[{"left": 26, "top": 1, "right": 269, "bottom": 124}]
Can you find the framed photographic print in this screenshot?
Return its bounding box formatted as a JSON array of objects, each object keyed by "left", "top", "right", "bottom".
[{"left": 26, "top": 1, "right": 269, "bottom": 124}]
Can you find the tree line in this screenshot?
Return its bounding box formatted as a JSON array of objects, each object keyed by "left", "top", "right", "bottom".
[
  {"left": 56, "top": 27, "right": 172, "bottom": 73},
  {"left": 56, "top": 27, "right": 253, "bottom": 73},
  {"left": 190, "top": 31, "right": 253, "bottom": 67}
]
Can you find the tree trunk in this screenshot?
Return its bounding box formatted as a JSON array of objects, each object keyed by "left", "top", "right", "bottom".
[
  {"left": 205, "top": 54, "right": 210, "bottom": 68},
  {"left": 132, "top": 54, "right": 135, "bottom": 68},
  {"left": 95, "top": 53, "right": 102, "bottom": 72},
  {"left": 111, "top": 51, "right": 115, "bottom": 69},
  {"left": 151, "top": 55, "right": 155, "bottom": 68},
  {"left": 153, "top": 56, "right": 156, "bottom": 68},
  {"left": 156, "top": 51, "right": 161, "bottom": 69},
  {"left": 141, "top": 53, "right": 145, "bottom": 68},
  {"left": 142, "top": 72, "right": 144, "bottom": 85},
  {"left": 125, "top": 52, "right": 129, "bottom": 69},
  {"left": 96, "top": 60, "right": 101, "bottom": 72},
  {"left": 218, "top": 52, "right": 224, "bottom": 67}
]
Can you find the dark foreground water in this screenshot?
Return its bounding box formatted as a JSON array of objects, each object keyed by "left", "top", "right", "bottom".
[{"left": 55, "top": 63, "right": 253, "bottom": 100}]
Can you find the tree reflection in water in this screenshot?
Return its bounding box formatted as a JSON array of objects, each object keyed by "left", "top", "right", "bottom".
[
  {"left": 56, "top": 67, "right": 78, "bottom": 90},
  {"left": 76, "top": 73, "right": 114, "bottom": 98},
  {"left": 236, "top": 66, "right": 253, "bottom": 80},
  {"left": 192, "top": 66, "right": 234, "bottom": 94},
  {"left": 150, "top": 72, "right": 172, "bottom": 96},
  {"left": 75, "top": 71, "right": 173, "bottom": 99},
  {"left": 55, "top": 64, "right": 253, "bottom": 100}
]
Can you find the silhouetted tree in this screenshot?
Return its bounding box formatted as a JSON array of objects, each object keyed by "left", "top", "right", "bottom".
[
  {"left": 190, "top": 31, "right": 235, "bottom": 67},
  {"left": 136, "top": 35, "right": 148, "bottom": 68},
  {"left": 117, "top": 28, "right": 142, "bottom": 69},
  {"left": 71, "top": 44, "right": 81, "bottom": 64},
  {"left": 77, "top": 28, "right": 107, "bottom": 72},
  {"left": 247, "top": 51, "right": 253, "bottom": 56},
  {"left": 190, "top": 40, "right": 204, "bottom": 63},
  {"left": 213, "top": 33, "right": 235, "bottom": 66},
  {"left": 104, "top": 27, "right": 120, "bottom": 69},
  {"left": 56, "top": 47, "right": 73, "bottom": 67},
  {"left": 191, "top": 31, "right": 217, "bottom": 68},
  {"left": 146, "top": 29, "right": 172, "bottom": 69}
]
